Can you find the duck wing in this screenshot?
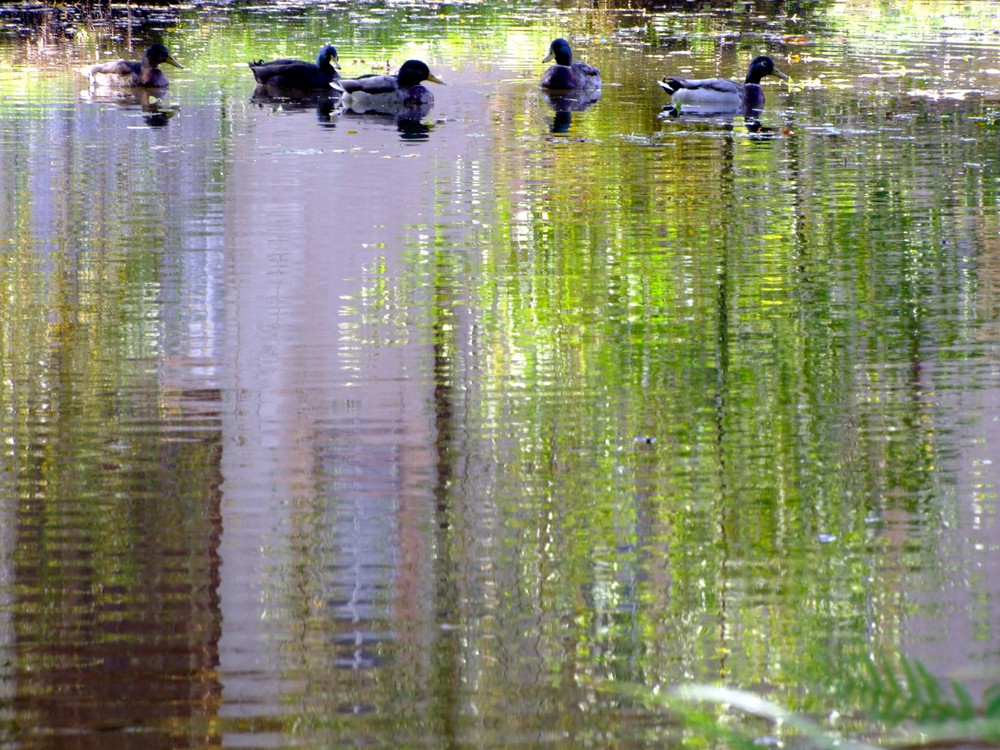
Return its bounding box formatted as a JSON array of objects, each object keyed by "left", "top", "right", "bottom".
[
  {"left": 571, "top": 61, "right": 602, "bottom": 87},
  {"left": 659, "top": 76, "right": 741, "bottom": 95},
  {"left": 252, "top": 57, "right": 301, "bottom": 67},
  {"left": 250, "top": 60, "right": 310, "bottom": 85},
  {"left": 87, "top": 59, "right": 141, "bottom": 77},
  {"left": 338, "top": 74, "right": 398, "bottom": 95}
]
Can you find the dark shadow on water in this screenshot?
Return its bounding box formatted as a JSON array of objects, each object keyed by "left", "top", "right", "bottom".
[
  {"left": 337, "top": 100, "right": 437, "bottom": 140},
  {"left": 543, "top": 90, "right": 601, "bottom": 134},
  {"left": 550, "top": 110, "right": 573, "bottom": 134},
  {"left": 396, "top": 116, "right": 433, "bottom": 140}
]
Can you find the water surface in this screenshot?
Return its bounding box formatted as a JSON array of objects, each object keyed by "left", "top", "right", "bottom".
[{"left": 2, "top": 0, "right": 1000, "bottom": 746}]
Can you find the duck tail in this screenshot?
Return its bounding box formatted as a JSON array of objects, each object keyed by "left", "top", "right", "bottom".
[
  {"left": 77, "top": 66, "right": 99, "bottom": 84},
  {"left": 658, "top": 77, "right": 682, "bottom": 94}
]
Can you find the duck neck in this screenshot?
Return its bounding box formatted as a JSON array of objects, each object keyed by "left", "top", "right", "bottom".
[
  {"left": 745, "top": 65, "right": 767, "bottom": 85},
  {"left": 140, "top": 68, "right": 161, "bottom": 85}
]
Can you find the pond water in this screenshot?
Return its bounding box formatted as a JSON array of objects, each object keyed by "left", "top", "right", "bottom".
[{"left": 2, "top": 0, "right": 1000, "bottom": 747}]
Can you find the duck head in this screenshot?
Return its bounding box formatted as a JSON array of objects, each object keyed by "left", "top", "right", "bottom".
[
  {"left": 745, "top": 56, "right": 788, "bottom": 85},
  {"left": 396, "top": 60, "right": 445, "bottom": 87},
  {"left": 543, "top": 38, "right": 573, "bottom": 66},
  {"left": 145, "top": 44, "right": 184, "bottom": 70},
  {"left": 317, "top": 45, "right": 341, "bottom": 70}
]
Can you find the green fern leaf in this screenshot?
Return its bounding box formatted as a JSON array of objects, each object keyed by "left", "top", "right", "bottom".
[
  {"left": 984, "top": 685, "right": 1000, "bottom": 717},
  {"left": 952, "top": 679, "right": 976, "bottom": 720},
  {"left": 899, "top": 654, "right": 924, "bottom": 703},
  {"left": 915, "top": 659, "right": 951, "bottom": 718}
]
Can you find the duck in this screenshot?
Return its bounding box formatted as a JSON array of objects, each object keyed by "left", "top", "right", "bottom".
[
  {"left": 658, "top": 55, "right": 788, "bottom": 116},
  {"left": 540, "top": 38, "right": 601, "bottom": 92},
  {"left": 249, "top": 45, "right": 341, "bottom": 91},
  {"left": 79, "top": 43, "right": 183, "bottom": 88},
  {"left": 333, "top": 59, "right": 444, "bottom": 114}
]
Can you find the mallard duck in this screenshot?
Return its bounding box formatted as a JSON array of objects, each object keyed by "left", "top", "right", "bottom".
[
  {"left": 658, "top": 55, "right": 788, "bottom": 115},
  {"left": 333, "top": 59, "right": 444, "bottom": 114},
  {"left": 79, "top": 44, "right": 183, "bottom": 88},
  {"left": 249, "top": 45, "right": 341, "bottom": 91},
  {"left": 540, "top": 38, "right": 601, "bottom": 92}
]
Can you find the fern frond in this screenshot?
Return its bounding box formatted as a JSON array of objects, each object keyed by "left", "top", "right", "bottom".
[
  {"left": 851, "top": 652, "right": 994, "bottom": 728},
  {"left": 983, "top": 684, "right": 1000, "bottom": 718},
  {"left": 952, "top": 680, "right": 976, "bottom": 720}
]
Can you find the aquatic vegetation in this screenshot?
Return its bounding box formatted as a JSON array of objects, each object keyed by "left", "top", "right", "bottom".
[
  {"left": 617, "top": 652, "right": 1000, "bottom": 748},
  {"left": 844, "top": 652, "right": 1000, "bottom": 737}
]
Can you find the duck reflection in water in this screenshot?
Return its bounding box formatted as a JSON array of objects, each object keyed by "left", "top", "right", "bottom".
[
  {"left": 743, "top": 119, "right": 780, "bottom": 139},
  {"left": 80, "top": 87, "right": 179, "bottom": 127},
  {"left": 396, "top": 108, "right": 434, "bottom": 140},
  {"left": 659, "top": 103, "right": 787, "bottom": 137},
  {"left": 660, "top": 105, "right": 780, "bottom": 136},
  {"left": 336, "top": 101, "right": 437, "bottom": 140},
  {"left": 542, "top": 90, "right": 601, "bottom": 134},
  {"left": 250, "top": 88, "right": 340, "bottom": 127}
]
